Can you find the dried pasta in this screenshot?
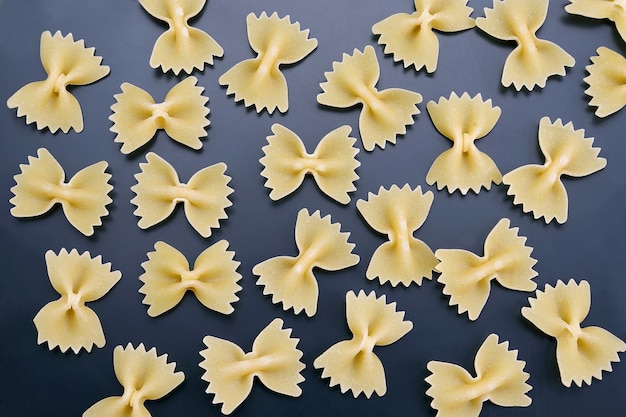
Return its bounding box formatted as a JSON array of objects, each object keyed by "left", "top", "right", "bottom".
[
  {"left": 502, "top": 117, "right": 606, "bottom": 224},
  {"left": 314, "top": 290, "right": 412, "bottom": 398},
  {"left": 33, "top": 249, "right": 121, "bottom": 354},
  {"left": 6, "top": 30, "right": 109, "bottom": 133},
  {"left": 110, "top": 76, "right": 210, "bottom": 154},
  {"left": 10, "top": 148, "right": 113, "bottom": 236},
  {"left": 583, "top": 46, "right": 626, "bottom": 118},
  {"left": 521, "top": 279, "right": 626, "bottom": 387},
  {"left": 318, "top": 45, "right": 422, "bottom": 151},
  {"left": 253, "top": 208, "right": 359, "bottom": 316},
  {"left": 219, "top": 12, "right": 317, "bottom": 114},
  {"left": 565, "top": 0, "right": 626, "bottom": 43},
  {"left": 199, "top": 318, "right": 305, "bottom": 415},
  {"left": 259, "top": 124, "right": 360, "bottom": 204}
]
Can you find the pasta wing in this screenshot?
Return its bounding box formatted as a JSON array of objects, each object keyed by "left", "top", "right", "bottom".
[
  {"left": 584, "top": 47, "right": 626, "bottom": 118},
  {"left": 565, "top": 0, "right": 626, "bottom": 43}
]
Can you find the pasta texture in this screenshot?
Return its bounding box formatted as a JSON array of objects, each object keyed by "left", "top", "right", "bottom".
[
  {"left": 131, "top": 152, "right": 233, "bottom": 237},
  {"left": 584, "top": 47, "right": 626, "bottom": 118},
  {"left": 199, "top": 318, "right": 305, "bottom": 415},
  {"left": 435, "top": 218, "right": 537, "bottom": 320},
  {"left": 522, "top": 279, "right": 626, "bottom": 387},
  {"left": 426, "top": 92, "right": 502, "bottom": 194},
  {"left": 426, "top": 334, "right": 532, "bottom": 417},
  {"left": 139, "top": 240, "right": 241, "bottom": 317},
  {"left": 314, "top": 290, "right": 413, "bottom": 398},
  {"left": 356, "top": 184, "right": 437, "bottom": 287},
  {"left": 110, "top": 76, "right": 210, "bottom": 154},
  {"left": 259, "top": 124, "right": 360, "bottom": 204},
  {"left": 138, "top": 0, "right": 223, "bottom": 74},
  {"left": 10, "top": 148, "right": 113, "bottom": 236},
  {"left": 33, "top": 249, "right": 121, "bottom": 354},
  {"left": 565, "top": 0, "right": 626, "bottom": 43},
  {"left": 476, "top": 0, "right": 574, "bottom": 90},
  {"left": 372, "top": 0, "right": 474, "bottom": 72},
  {"left": 253, "top": 208, "right": 359, "bottom": 316},
  {"left": 6, "top": 30, "right": 109, "bottom": 133},
  {"left": 219, "top": 12, "right": 317, "bottom": 114},
  {"left": 502, "top": 117, "right": 606, "bottom": 224},
  {"left": 83, "top": 343, "right": 185, "bottom": 417},
  {"left": 318, "top": 45, "right": 422, "bottom": 151}
]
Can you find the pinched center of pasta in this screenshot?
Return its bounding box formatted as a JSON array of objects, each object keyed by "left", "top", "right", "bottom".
[{"left": 171, "top": 6, "right": 190, "bottom": 39}]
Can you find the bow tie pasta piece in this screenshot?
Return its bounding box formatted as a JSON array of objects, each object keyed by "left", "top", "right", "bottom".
[
  {"left": 502, "top": 117, "right": 606, "bottom": 224},
  {"left": 260, "top": 124, "right": 360, "bottom": 204},
  {"left": 10, "top": 148, "right": 113, "bottom": 236},
  {"left": 199, "top": 318, "right": 305, "bottom": 415},
  {"left": 565, "top": 0, "right": 626, "bottom": 43},
  {"left": 372, "top": 0, "right": 474, "bottom": 72},
  {"left": 584, "top": 47, "right": 626, "bottom": 118},
  {"left": 138, "top": 0, "right": 223, "bottom": 74},
  {"left": 426, "top": 92, "right": 502, "bottom": 194},
  {"left": 521, "top": 279, "right": 626, "bottom": 387},
  {"left": 426, "top": 334, "right": 532, "bottom": 417},
  {"left": 314, "top": 290, "right": 413, "bottom": 398},
  {"left": 131, "top": 152, "right": 233, "bottom": 238},
  {"left": 33, "top": 249, "right": 121, "bottom": 354},
  {"left": 435, "top": 218, "right": 537, "bottom": 320},
  {"left": 253, "top": 208, "right": 359, "bottom": 316},
  {"left": 318, "top": 45, "right": 422, "bottom": 151},
  {"left": 110, "top": 76, "right": 210, "bottom": 154},
  {"left": 83, "top": 343, "right": 184, "bottom": 417},
  {"left": 219, "top": 12, "right": 317, "bottom": 114},
  {"left": 6, "top": 30, "right": 109, "bottom": 133},
  {"left": 356, "top": 184, "right": 437, "bottom": 287},
  {"left": 475, "top": 0, "right": 575, "bottom": 90}
]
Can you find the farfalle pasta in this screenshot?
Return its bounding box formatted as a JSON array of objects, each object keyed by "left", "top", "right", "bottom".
[
  {"left": 583, "top": 47, "right": 626, "bottom": 118},
  {"left": 131, "top": 152, "right": 233, "bottom": 238},
  {"left": 33, "top": 249, "right": 121, "bottom": 354},
  {"left": 476, "top": 0, "right": 575, "bottom": 90},
  {"left": 219, "top": 12, "right": 317, "bottom": 114},
  {"left": 522, "top": 279, "right": 626, "bottom": 387},
  {"left": 6, "top": 30, "right": 109, "bottom": 133},
  {"left": 138, "top": 0, "right": 223, "bottom": 74},
  {"left": 314, "top": 290, "right": 412, "bottom": 398},
  {"left": 426, "top": 92, "right": 502, "bottom": 194},
  {"left": 565, "top": 0, "right": 626, "bottom": 43},
  {"left": 318, "top": 45, "right": 422, "bottom": 151},
  {"left": 139, "top": 240, "right": 241, "bottom": 317},
  {"left": 10, "top": 148, "right": 113, "bottom": 236},
  {"left": 356, "top": 184, "right": 437, "bottom": 287},
  {"left": 435, "top": 218, "right": 537, "bottom": 320},
  {"left": 110, "top": 76, "right": 210, "bottom": 154},
  {"left": 83, "top": 343, "right": 185, "bottom": 417},
  {"left": 253, "top": 208, "right": 359, "bottom": 316},
  {"left": 426, "top": 334, "right": 532, "bottom": 417},
  {"left": 502, "top": 117, "right": 606, "bottom": 224},
  {"left": 372, "top": 0, "right": 474, "bottom": 72},
  {"left": 199, "top": 318, "right": 305, "bottom": 415},
  {"left": 259, "top": 124, "right": 360, "bottom": 204}
]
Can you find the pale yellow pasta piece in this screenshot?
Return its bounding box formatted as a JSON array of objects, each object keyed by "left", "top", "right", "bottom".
[
  {"left": 502, "top": 117, "right": 606, "bottom": 224},
  {"left": 253, "top": 208, "right": 359, "bottom": 316},
  {"left": 10, "top": 148, "right": 113, "bottom": 236},
  {"left": 6, "top": 30, "right": 109, "bottom": 133},
  {"left": 372, "top": 0, "right": 474, "bottom": 72},
  {"left": 110, "top": 76, "right": 209, "bottom": 154},
  {"left": 131, "top": 152, "right": 233, "bottom": 238},
  {"left": 259, "top": 124, "right": 360, "bottom": 204},
  {"left": 435, "top": 218, "right": 537, "bottom": 320},
  {"left": 199, "top": 318, "right": 305, "bottom": 415},
  {"left": 318, "top": 45, "right": 422, "bottom": 151},
  {"left": 426, "top": 92, "right": 502, "bottom": 194},
  {"left": 139, "top": 0, "right": 223, "bottom": 74},
  {"left": 83, "top": 343, "right": 185, "bottom": 417},
  {"left": 476, "top": 0, "right": 575, "bottom": 90},
  {"left": 314, "top": 290, "right": 412, "bottom": 398},
  {"left": 219, "top": 12, "right": 317, "bottom": 114},
  {"left": 356, "top": 184, "right": 437, "bottom": 287},
  {"left": 33, "top": 249, "right": 121, "bottom": 354},
  {"left": 139, "top": 240, "right": 241, "bottom": 317},
  {"left": 522, "top": 279, "right": 626, "bottom": 387},
  {"left": 565, "top": 0, "right": 626, "bottom": 43},
  {"left": 426, "top": 334, "right": 532, "bottom": 417},
  {"left": 584, "top": 47, "right": 626, "bottom": 118}
]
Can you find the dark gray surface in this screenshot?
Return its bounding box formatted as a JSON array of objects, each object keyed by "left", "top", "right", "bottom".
[{"left": 1, "top": 0, "right": 626, "bottom": 416}]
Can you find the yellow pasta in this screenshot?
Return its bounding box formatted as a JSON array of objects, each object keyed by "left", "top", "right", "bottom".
[
  {"left": 584, "top": 46, "right": 626, "bottom": 118},
  {"left": 565, "top": 0, "right": 626, "bottom": 43}
]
